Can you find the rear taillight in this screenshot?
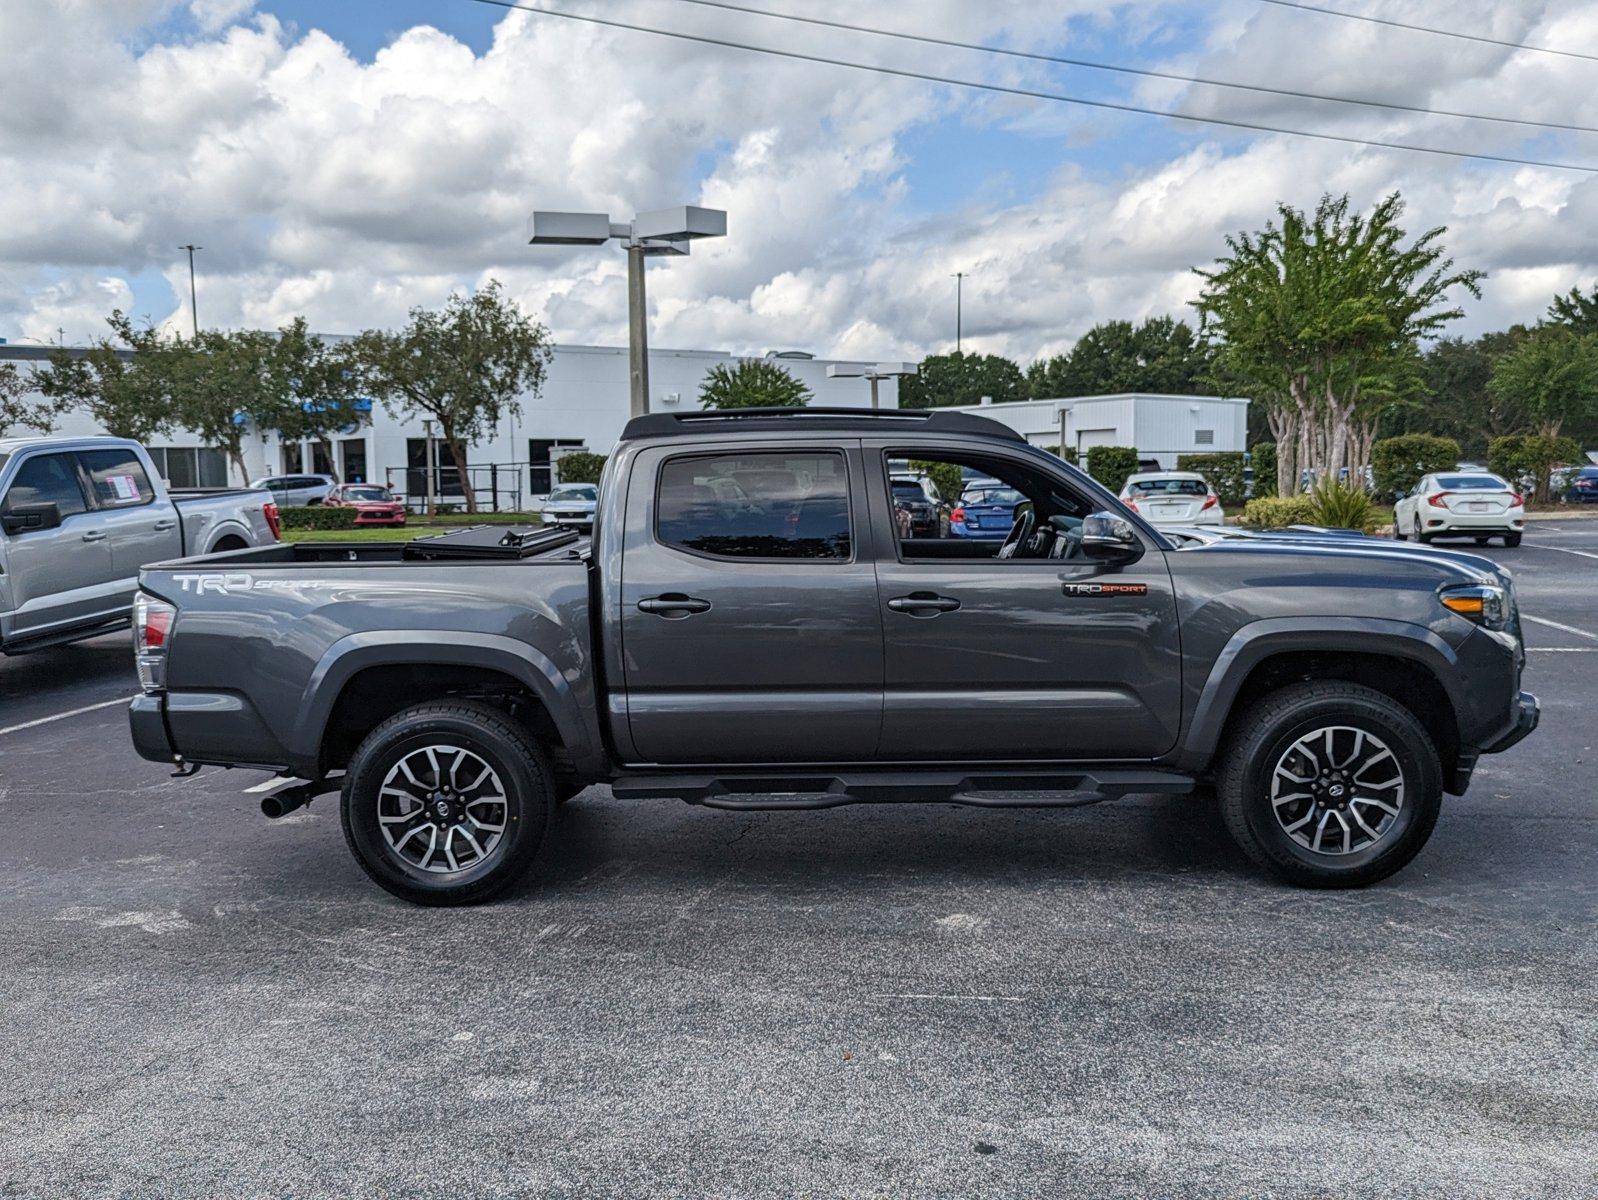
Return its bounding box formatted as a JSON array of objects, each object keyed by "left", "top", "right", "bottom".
[
  {"left": 1508, "top": 492, "right": 1523, "bottom": 507},
  {"left": 1124, "top": 497, "right": 1139, "bottom": 513},
  {"left": 1200, "top": 493, "right": 1219, "bottom": 510},
  {"left": 133, "top": 592, "right": 177, "bottom": 693},
  {"left": 950, "top": 505, "right": 966, "bottom": 524},
  {"left": 1427, "top": 493, "right": 1451, "bottom": 508},
  {"left": 262, "top": 501, "right": 281, "bottom": 541}
]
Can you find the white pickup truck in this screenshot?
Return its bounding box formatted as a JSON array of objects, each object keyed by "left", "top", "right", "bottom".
[{"left": 0, "top": 435, "right": 279, "bottom": 654}]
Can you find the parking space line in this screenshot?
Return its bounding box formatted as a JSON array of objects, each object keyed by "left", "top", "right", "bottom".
[
  {"left": 1522, "top": 614, "right": 1598, "bottom": 642},
  {"left": 1523, "top": 541, "right": 1598, "bottom": 561},
  {"left": 0, "top": 697, "right": 130, "bottom": 738},
  {"left": 1528, "top": 647, "right": 1596, "bottom": 653}
]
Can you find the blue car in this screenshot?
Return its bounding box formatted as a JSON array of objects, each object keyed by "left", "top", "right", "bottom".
[
  {"left": 1567, "top": 465, "right": 1598, "bottom": 504},
  {"left": 951, "top": 483, "right": 1025, "bottom": 539}
]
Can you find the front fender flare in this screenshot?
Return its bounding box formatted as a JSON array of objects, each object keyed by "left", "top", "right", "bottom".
[
  {"left": 287, "top": 631, "right": 600, "bottom": 778},
  {"left": 1177, "top": 617, "right": 1461, "bottom": 770}
]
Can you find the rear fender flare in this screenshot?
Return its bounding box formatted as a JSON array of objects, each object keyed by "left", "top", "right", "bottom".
[
  {"left": 1177, "top": 617, "right": 1461, "bottom": 769},
  {"left": 288, "top": 631, "right": 599, "bottom": 778},
  {"left": 202, "top": 519, "right": 255, "bottom": 552}
]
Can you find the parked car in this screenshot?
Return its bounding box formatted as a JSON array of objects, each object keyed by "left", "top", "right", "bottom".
[
  {"left": 130, "top": 407, "right": 1537, "bottom": 904},
  {"left": 950, "top": 481, "right": 1025, "bottom": 539},
  {"left": 323, "top": 484, "right": 407, "bottom": 526},
  {"left": 1564, "top": 465, "right": 1598, "bottom": 504},
  {"left": 248, "top": 473, "right": 335, "bottom": 508},
  {"left": 1, "top": 435, "right": 277, "bottom": 655},
  {"left": 1120, "top": 471, "right": 1223, "bottom": 527},
  {"left": 1393, "top": 473, "right": 1524, "bottom": 546},
  {"left": 539, "top": 482, "right": 598, "bottom": 529},
  {"left": 889, "top": 474, "right": 947, "bottom": 538}
]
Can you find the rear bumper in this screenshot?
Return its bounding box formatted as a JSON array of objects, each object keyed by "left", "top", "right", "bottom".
[
  {"left": 127, "top": 690, "right": 291, "bottom": 772},
  {"left": 128, "top": 693, "right": 175, "bottom": 764},
  {"left": 1423, "top": 511, "right": 1525, "bottom": 532}
]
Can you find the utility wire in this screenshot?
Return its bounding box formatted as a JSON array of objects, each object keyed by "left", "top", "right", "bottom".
[
  {"left": 1258, "top": 0, "right": 1598, "bottom": 65},
  {"left": 464, "top": 0, "right": 1598, "bottom": 173},
  {"left": 650, "top": 0, "right": 1598, "bottom": 136}
]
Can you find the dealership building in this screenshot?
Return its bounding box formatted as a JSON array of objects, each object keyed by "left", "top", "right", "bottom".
[{"left": 942, "top": 393, "right": 1252, "bottom": 468}]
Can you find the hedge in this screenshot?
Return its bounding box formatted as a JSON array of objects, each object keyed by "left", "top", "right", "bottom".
[
  {"left": 1240, "top": 495, "right": 1316, "bottom": 528},
  {"left": 555, "top": 451, "right": 608, "bottom": 485},
  {"left": 1176, "top": 451, "right": 1247, "bottom": 506},
  {"left": 910, "top": 459, "right": 964, "bottom": 504},
  {"left": 279, "top": 505, "right": 360, "bottom": 531},
  {"left": 1249, "top": 442, "right": 1277, "bottom": 498},
  {"left": 1371, "top": 434, "right": 1460, "bottom": 500},
  {"left": 1085, "top": 445, "right": 1139, "bottom": 495}
]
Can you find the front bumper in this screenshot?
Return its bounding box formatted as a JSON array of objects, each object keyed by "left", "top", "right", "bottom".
[{"left": 1481, "top": 690, "right": 1540, "bottom": 754}]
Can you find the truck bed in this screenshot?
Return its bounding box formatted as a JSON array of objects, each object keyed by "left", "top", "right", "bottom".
[{"left": 181, "top": 524, "right": 585, "bottom": 568}]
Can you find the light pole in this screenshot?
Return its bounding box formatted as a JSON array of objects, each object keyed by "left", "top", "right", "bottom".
[
  {"left": 826, "top": 361, "right": 918, "bottom": 410},
  {"left": 178, "top": 244, "right": 202, "bottom": 338},
  {"left": 952, "top": 271, "right": 966, "bottom": 353},
  {"left": 529, "top": 206, "right": 727, "bottom": 418}
]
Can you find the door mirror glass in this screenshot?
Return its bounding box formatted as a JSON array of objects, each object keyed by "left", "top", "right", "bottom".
[
  {"left": 1080, "top": 511, "right": 1142, "bottom": 561},
  {"left": 1, "top": 502, "right": 63, "bottom": 535}
]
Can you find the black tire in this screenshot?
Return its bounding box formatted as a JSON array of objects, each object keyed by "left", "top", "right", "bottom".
[
  {"left": 1416, "top": 526, "right": 1433, "bottom": 544},
  {"left": 1473, "top": 536, "right": 1489, "bottom": 545},
  {"left": 1504, "top": 532, "right": 1522, "bottom": 547},
  {"left": 1393, "top": 512, "right": 1408, "bottom": 541},
  {"left": 1217, "top": 681, "right": 1442, "bottom": 888},
  {"left": 341, "top": 700, "right": 554, "bottom": 906}
]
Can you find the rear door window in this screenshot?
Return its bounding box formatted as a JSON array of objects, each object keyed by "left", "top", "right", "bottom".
[
  {"left": 79, "top": 449, "right": 156, "bottom": 508},
  {"left": 656, "top": 451, "right": 852, "bottom": 561}
]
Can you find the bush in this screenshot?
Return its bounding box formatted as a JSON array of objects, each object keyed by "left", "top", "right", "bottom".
[
  {"left": 279, "top": 505, "right": 359, "bottom": 531},
  {"left": 555, "top": 451, "right": 608, "bottom": 485},
  {"left": 1085, "top": 445, "right": 1139, "bottom": 494},
  {"left": 1038, "top": 445, "right": 1079, "bottom": 465},
  {"left": 1249, "top": 441, "right": 1277, "bottom": 498},
  {"left": 1176, "top": 451, "right": 1247, "bottom": 506},
  {"left": 1307, "top": 478, "right": 1379, "bottom": 531},
  {"left": 1240, "top": 494, "right": 1316, "bottom": 528},
  {"left": 1371, "top": 433, "right": 1460, "bottom": 500},
  {"left": 1488, "top": 434, "right": 1585, "bottom": 501},
  {"left": 909, "top": 459, "right": 964, "bottom": 504}
]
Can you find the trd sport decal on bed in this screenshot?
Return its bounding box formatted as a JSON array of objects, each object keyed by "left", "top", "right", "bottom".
[{"left": 1060, "top": 582, "right": 1149, "bottom": 597}]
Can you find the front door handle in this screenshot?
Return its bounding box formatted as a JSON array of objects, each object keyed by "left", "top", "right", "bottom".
[
  {"left": 80, "top": 530, "right": 107, "bottom": 543},
  {"left": 153, "top": 519, "right": 177, "bottom": 531},
  {"left": 887, "top": 592, "right": 961, "bottom": 615},
  {"left": 637, "top": 594, "right": 712, "bottom": 617}
]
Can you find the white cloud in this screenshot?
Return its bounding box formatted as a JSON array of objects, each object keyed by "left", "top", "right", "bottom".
[{"left": 1, "top": 0, "right": 1596, "bottom": 363}]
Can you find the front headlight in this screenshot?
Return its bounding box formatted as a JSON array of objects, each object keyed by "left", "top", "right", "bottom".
[{"left": 1439, "top": 583, "right": 1510, "bottom": 631}]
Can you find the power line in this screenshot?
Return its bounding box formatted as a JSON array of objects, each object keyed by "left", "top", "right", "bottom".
[
  {"left": 1258, "top": 0, "right": 1598, "bottom": 65},
  {"left": 652, "top": 0, "right": 1598, "bottom": 137},
  {"left": 463, "top": 0, "right": 1598, "bottom": 173}
]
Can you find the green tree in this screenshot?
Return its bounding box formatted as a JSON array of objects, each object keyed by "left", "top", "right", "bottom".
[
  {"left": 1548, "top": 283, "right": 1598, "bottom": 334},
  {"left": 1, "top": 362, "right": 66, "bottom": 438},
  {"left": 554, "top": 451, "right": 608, "bottom": 485},
  {"left": 901, "top": 351, "right": 1025, "bottom": 408},
  {"left": 1488, "top": 433, "right": 1586, "bottom": 502},
  {"left": 698, "top": 358, "right": 811, "bottom": 409},
  {"left": 162, "top": 327, "right": 286, "bottom": 483},
  {"left": 1370, "top": 433, "right": 1461, "bottom": 501},
  {"left": 1085, "top": 445, "right": 1140, "bottom": 494},
  {"left": 258, "top": 320, "right": 368, "bottom": 477},
  {"left": 1487, "top": 325, "right": 1598, "bottom": 441},
  {"left": 351, "top": 281, "right": 552, "bottom": 513},
  {"left": 31, "top": 313, "right": 176, "bottom": 441},
  {"left": 1194, "top": 192, "right": 1482, "bottom": 495},
  {"left": 1027, "top": 316, "right": 1215, "bottom": 398},
  {"left": 1380, "top": 331, "right": 1524, "bottom": 458}
]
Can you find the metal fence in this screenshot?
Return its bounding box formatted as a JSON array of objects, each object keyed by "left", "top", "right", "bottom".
[{"left": 384, "top": 463, "right": 536, "bottom": 514}]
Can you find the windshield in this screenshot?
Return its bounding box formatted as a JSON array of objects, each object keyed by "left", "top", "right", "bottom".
[
  {"left": 962, "top": 486, "right": 1024, "bottom": 506},
  {"left": 549, "top": 485, "right": 596, "bottom": 501},
  {"left": 343, "top": 486, "right": 393, "bottom": 501},
  {"left": 1127, "top": 478, "right": 1208, "bottom": 497},
  {"left": 1437, "top": 475, "right": 1510, "bottom": 490}
]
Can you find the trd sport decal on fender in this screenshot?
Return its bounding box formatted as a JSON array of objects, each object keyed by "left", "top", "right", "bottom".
[{"left": 1060, "top": 582, "right": 1149, "bottom": 597}]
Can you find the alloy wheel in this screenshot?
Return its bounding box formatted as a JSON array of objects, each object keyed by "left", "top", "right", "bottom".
[
  {"left": 1269, "top": 725, "right": 1405, "bottom": 856},
  {"left": 377, "top": 744, "right": 509, "bottom": 874}
]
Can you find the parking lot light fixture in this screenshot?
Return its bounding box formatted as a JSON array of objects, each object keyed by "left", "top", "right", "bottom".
[
  {"left": 826, "top": 361, "right": 918, "bottom": 410},
  {"left": 529, "top": 205, "right": 728, "bottom": 418}
]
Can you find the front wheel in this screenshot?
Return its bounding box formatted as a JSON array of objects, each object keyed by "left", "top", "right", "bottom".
[
  {"left": 1217, "top": 681, "right": 1442, "bottom": 888},
  {"left": 341, "top": 700, "right": 555, "bottom": 905}
]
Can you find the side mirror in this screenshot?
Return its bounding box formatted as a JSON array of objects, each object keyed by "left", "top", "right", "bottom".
[
  {"left": 1080, "top": 510, "right": 1143, "bottom": 562},
  {"left": 1, "top": 502, "right": 62, "bottom": 535}
]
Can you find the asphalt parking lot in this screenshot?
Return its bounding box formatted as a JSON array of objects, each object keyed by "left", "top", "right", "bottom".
[{"left": 2, "top": 519, "right": 1595, "bottom": 1199}]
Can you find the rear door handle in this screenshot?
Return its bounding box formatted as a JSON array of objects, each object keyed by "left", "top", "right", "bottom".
[
  {"left": 637, "top": 594, "right": 712, "bottom": 617},
  {"left": 887, "top": 592, "right": 961, "bottom": 614},
  {"left": 80, "top": 530, "right": 107, "bottom": 543}
]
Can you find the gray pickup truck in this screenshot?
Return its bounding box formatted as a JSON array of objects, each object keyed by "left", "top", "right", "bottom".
[
  {"left": 127, "top": 408, "right": 1538, "bottom": 904},
  {"left": 1, "top": 435, "right": 278, "bottom": 654}
]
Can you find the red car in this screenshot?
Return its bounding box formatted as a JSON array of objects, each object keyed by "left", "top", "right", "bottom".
[{"left": 324, "top": 484, "right": 407, "bottom": 526}]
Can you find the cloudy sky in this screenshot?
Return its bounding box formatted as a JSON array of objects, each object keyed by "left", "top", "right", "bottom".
[{"left": 3, "top": 0, "right": 1597, "bottom": 363}]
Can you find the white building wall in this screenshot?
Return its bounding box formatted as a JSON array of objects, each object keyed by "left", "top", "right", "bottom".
[
  {"left": 946, "top": 393, "right": 1251, "bottom": 468},
  {"left": 3, "top": 343, "right": 902, "bottom": 498}
]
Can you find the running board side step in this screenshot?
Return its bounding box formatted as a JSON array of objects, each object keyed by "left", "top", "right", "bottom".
[{"left": 609, "top": 769, "right": 1194, "bottom": 810}]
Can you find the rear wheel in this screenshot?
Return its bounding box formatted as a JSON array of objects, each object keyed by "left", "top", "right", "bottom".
[
  {"left": 1393, "top": 511, "right": 1408, "bottom": 541},
  {"left": 341, "top": 700, "right": 554, "bottom": 905},
  {"left": 1504, "top": 532, "right": 1522, "bottom": 547},
  {"left": 1217, "top": 681, "right": 1442, "bottom": 888}
]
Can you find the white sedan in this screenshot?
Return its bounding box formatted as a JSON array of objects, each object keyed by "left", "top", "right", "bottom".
[
  {"left": 1393, "top": 473, "right": 1524, "bottom": 547},
  {"left": 1119, "top": 471, "right": 1224, "bottom": 527}
]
